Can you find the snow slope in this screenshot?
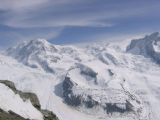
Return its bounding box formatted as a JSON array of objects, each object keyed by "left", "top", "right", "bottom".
[
  {"left": 6, "top": 39, "right": 92, "bottom": 73},
  {"left": 126, "top": 32, "right": 160, "bottom": 64},
  {"left": 0, "top": 33, "right": 160, "bottom": 120},
  {"left": 0, "top": 83, "right": 43, "bottom": 120},
  {"left": 0, "top": 53, "right": 103, "bottom": 120}
]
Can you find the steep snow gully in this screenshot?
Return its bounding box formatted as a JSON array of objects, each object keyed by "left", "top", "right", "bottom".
[{"left": 0, "top": 32, "right": 160, "bottom": 120}]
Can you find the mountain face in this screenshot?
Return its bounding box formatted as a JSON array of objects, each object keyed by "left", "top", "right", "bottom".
[
  {"left": 126, "top": 32, "right": 160, "bottom": 64},
  {"left": 6, "top": 39, "right": 91, "bottom": 73},
  {"left": 63, "top": 63, "right": 143, "bottom": 117},
  {"left": 1, "top": 32, "right": 160, "bottom": 120}
]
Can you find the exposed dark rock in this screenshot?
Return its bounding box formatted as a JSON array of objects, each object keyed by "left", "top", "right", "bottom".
[
  {"left": 0, "top": 108, "right": 26, "bottom": 120},
  {"left": 84, "top": 96, "right": 98, "bottom": 108},
  {"left": 0, "top": 80, "right": 41, "bottom": 109},
  {"left": 104, "top": 101, "right": 133, "bottom": 114},
  {"left": 63, "top": 77, "right": 134, "bottom": 114},
  {"left": 0, "top": 80, "right": 17, "bottom": 92},
  {"left": 99, "top": 52, "right": 119, "bottom": 65},
  {"left": 41, "top": 110, "right": 58, "bottom": 120},
  {"left": 126, "top": 32, "right": 160, "bottom": 64},
  {"left": 76, "top": 63, "right": 98, "bottom": 78},
  {"left": 108, "top": 69, "right": 114, "bottom": 76},
  {"left": 63, "top": 77, "right": 81, "bottom": 106},
  {"left": 20, "top": 92, "right": 41, "bottom": 109},
  {"left": 0, "top": 80, "right": 59, "bottom": 120},
  {"left": 76, "top": 63, "right": 98, "bottom": 84},
  {"left": 63, "top": 76, "right": 99, "bottom": 108},
  {"left": 80, "top": 69, "right": 97, "bottom": 78}
]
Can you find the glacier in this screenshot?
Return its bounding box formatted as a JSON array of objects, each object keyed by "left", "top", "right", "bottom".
[{"left": 0, "top": 32, "right": 160, "bottom": 120}]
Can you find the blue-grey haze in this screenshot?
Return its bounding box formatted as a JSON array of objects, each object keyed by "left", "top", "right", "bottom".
[{"left": 0, "top": 0, "right": 160, "bottom": 48}]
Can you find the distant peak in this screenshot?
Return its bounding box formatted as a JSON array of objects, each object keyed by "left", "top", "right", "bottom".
[
  {"left": 27, "top": 38, "right": 49, "bottom": 45},
  {"left": 151, "top": 32, "right": 159, "bottom": 36},
  {"left": 126, "top": 32, "right": 160, "bottom": 63},
  {"left": 18, "top": 38, "right": 54, "bottom": 51},
  {"left": 6, "top": 38, "right": 56, "bottom": 57},
  {"left": 145, "top": 32, "right": 159, "bottom": 39}
]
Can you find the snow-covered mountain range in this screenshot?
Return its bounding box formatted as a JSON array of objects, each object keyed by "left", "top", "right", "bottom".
[{"left": 0, "top": 32, "right": 160, "bottom": 120}]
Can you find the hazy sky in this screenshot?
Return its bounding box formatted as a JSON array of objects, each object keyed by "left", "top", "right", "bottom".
[{"left": 0, "top": 0, "right": 160, "bottom": 48}]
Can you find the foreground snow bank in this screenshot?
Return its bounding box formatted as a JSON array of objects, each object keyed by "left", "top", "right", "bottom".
[{"left": 0, "top": 83, "right": 43, "bottom": 120}]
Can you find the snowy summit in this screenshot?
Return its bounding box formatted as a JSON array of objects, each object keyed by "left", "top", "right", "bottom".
[{"left": 0, "top": 32, "right": 159, "bottom": 120}]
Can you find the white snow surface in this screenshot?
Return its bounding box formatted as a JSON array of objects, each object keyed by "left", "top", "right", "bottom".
[
  {"left": 0, "top": 33, "right": 160, "bottom": 120},
  {"left": 0, "top": 83, "right": 43, "bottom": 120}
]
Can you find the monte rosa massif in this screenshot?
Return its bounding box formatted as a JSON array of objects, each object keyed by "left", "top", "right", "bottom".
[{"left": 0, "top": 32, "right": 160, "bottom": 120}]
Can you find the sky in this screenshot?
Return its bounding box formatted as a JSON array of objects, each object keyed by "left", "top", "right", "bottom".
[{"left": 0, "top": 0, "right": 160, "bottom": 49}]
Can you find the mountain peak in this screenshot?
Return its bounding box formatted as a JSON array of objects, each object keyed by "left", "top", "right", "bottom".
[
  {"left": 126, "top": 32, "right": 160, "bottom": 63},
  {"left": 145, "top": 32, "right": 159, "bottom": 40},
  {"left": 22, "top": 38, "right": 52, "bottom": 51},
  {"left": 6, "top": 38, "right": 59, "bottom": 72},
  {"left": 5, "top": 38, "right": 85, "bottom": 73},
  {"left": 27, "top": 38, "right": 49, "bottom": 46}
]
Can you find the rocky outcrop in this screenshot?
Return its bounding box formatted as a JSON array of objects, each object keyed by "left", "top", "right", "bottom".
[
  {"left": 0, "top": 108, "right": 26, "bottom": 120},
  {"left": 0, "top": 80, "right": 41, "bottom": 109},
  {"left": 76, "top": 63, "right": 98, "bottom": 78},
  {"left": 61, "top": 61, "right": 148, "bottom": 119},
  {"left": 63, "top": 76, "right": 134, "bottom": 113},
  {"left": 41, "top": 110, "right": 58, "bottom": 120},
  {"left": 63, "top": 77, "right": 79, "bottom": 106},
  {"left": 0, "top": 80, "right": 58, "bottom": 120},
  {"left": 126, "top": 32, "right": 160, "bottom": 64}
]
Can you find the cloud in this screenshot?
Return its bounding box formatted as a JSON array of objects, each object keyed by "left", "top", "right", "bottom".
[
  {"left": 0, "top": 0, "right": 117, "bottom": 28},
  {"left": 0, "top": 0, "right": 48, "bottom": 11},
  {"left": 0, "top": 26, "right": 63, "bottom": 48},
  {"left": 1, "top": 0, "right": 159, "bottom": 29},
  {"left": 0, "top": 0, "right": 160, "bottom": 48}
]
